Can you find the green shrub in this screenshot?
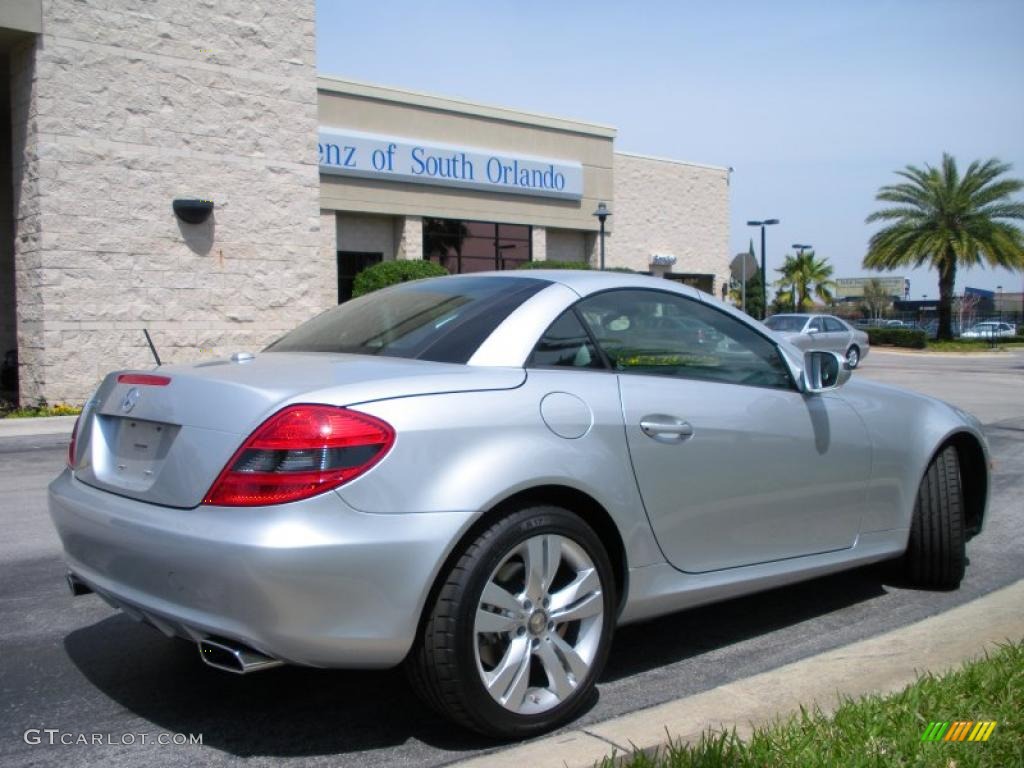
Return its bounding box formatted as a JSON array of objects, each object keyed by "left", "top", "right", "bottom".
[
  {"left": 517, "top": 260, "right": 592, "bottom": 270},
  {"left": 2, "top": 400, "right": 82, "bottom": 418},
  {"left": 351, "top": 260, "right": 449, "bottom": 298},
  {"left": 867, "top": 327, "right": 927, "bottom": 349}
]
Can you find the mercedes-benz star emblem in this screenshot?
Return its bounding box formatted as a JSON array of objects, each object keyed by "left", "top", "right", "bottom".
[{"left": 121, "top": 387, "right": 141, "bottom": 413}]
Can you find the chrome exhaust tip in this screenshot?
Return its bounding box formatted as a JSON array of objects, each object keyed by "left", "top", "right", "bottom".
[
  {"left": 198, "top": 638, "right": 284, "bottom": 674},
  {"left": 65, "top": 571, "right": 93, "bottom": 597}
]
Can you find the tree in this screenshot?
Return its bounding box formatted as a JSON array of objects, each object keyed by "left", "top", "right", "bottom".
[
  {"left": 728, "top": 274, "right": 763, "bottom": 318},
  {"left": 861, "top": 278, "right": 892, "bottom": 320},
  {"left": 864, "top": 154, "right": 1024, "bottom": 340},
  {"left": 773, "top": 250, "right": 836, "bottom": 311},
  {"left": 423, "top": 218, "right": 468, "bottom": 272}
]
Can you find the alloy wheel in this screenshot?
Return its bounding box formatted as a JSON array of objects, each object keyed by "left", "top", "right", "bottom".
[{"left": 473, "top": 533, "right": 605, "bottom": 715}]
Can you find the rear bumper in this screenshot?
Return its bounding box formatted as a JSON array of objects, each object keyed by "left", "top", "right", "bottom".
[{"left": 48, "top": 469, "right": 474, "bottom": 668}]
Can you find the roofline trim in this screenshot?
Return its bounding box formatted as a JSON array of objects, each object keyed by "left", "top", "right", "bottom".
[
  {"left": 614, "top": 150, "right": 730, "bottom": 173},
  {"left": 317, "top": 74, "right": 618, "bottom": 139}
]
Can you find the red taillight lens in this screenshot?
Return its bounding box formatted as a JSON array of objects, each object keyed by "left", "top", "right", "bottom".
[
  {"left": 117, "top": 373, "right": 170, "bottom": 386},
  {"left": 202, "top": 405, "right": 395, "bottom": 507},
  {"left": 68, "top": 414, "right": 82, "bottom": 469}
]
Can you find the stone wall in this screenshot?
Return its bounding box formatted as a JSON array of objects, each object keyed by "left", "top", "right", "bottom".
[
  {"left": 610, "top": 152, "right": 730, "bottom": 290},
  {"left": 11, "top": 0, "right": 321, "bottom": 404},
  {"left": 337, "top": 212, "right": 395, "bottom": 257},
  {"left": 0, "top": 54, "right": 16, "bottom": 401},
  {"left": 546, "top": 228, "right": 588, "bottom": 264}
]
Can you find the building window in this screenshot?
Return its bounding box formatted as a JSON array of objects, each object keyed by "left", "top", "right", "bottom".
[
  {"left": 424, "top": 218, "right": 531, "bottom": 273},
  {"left": 337, "top": 251, "right": 383, "bottom": 302},
  {"left": 664, "top": 273, "right": 715, "bottom": 293}
]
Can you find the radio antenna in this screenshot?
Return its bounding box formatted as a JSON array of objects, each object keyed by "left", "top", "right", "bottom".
[{"left": 143, "top": 329, "right": 162, "bottom": 367}]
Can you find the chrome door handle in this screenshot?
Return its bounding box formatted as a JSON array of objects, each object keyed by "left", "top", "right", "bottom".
[{"left": 640, "top": 416, "right": 694, "bottom": 442}]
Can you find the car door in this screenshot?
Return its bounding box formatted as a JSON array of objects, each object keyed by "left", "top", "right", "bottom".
[
  {"left": 804, "top": 315, "right": 828, "bottom": 350},
  {"left": 575, "top": 289, "right": 871, "bottom": 573},
  {"left": 823, "top": 316, "right": 852, "bottom": 355}
]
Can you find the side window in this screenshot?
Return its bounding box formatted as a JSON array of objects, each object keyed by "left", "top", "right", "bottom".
[
  {"left": 809, "top": 317, "right": 825, "bottom": 332},
  {"left": 823, "top": 317, "right": 845, "bottom": 333},
  {"left": 529, "top": 310, "right": 604, "bottom": 369},
  {"left": 575, "top": 289, "right": 794, "bottom": 390}
]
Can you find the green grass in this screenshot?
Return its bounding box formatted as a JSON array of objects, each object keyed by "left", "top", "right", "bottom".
[
  {"left": 925, "top": 337, "right": 1024, "bottom": 353},
  {"left": 599, "top": 639, "right": 1022, "bottom": 768}
]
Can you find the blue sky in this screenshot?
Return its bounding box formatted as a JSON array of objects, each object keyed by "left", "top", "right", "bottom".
[{"left": 316, "top": 0, "right": 1024, "bottom": 297}]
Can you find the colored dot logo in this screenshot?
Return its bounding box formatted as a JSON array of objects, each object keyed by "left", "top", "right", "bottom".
[{"left": 920, "top": 720, "right": 998, "bottom": 742}]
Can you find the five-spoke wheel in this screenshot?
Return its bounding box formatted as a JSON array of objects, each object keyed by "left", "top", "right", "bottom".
[
  {"left": 407, "top": 505, "right": 615, "bottom": 737},
  {"left": 474, "top": 533, "right": 605, "bottom": 715}
]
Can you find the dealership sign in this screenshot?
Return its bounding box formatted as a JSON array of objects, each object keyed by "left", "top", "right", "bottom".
[{"left": 318, "top": 127, "right": 583, "bottom": 200}]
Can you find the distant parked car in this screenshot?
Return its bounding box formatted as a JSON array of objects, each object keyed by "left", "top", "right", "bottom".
[
  {"left": 960, "top": 321, "right": 1017, "bottom": 339},
  {"left": 764, "top": 313, "right": 870, "bottom": 368}
]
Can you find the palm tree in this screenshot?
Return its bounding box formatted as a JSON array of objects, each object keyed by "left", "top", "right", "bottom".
[
  {"left": 864, "top": 154, "right": 1024, "bottom": 340},
  {"left": 774, "top": 250, "right": 836, "bottom": 311}
]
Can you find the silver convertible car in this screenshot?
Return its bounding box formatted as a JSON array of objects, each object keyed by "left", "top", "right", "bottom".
[{"left": 50, "top": 271, "right": 989, "bottom": 738}]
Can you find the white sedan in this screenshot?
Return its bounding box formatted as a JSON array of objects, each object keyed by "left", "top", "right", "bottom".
[{"left": 960, "top": 321, "right": 1017, "bottom": 339}]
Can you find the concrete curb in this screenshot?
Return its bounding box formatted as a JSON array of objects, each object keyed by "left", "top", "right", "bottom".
[
  {"left": 869, "top": 348, "right": 1014, "bottom": 358},
  {"left": 0, "top": 415, "right": 77, "bottom": 437},
  {"left": 452, "top": 579, "right": 1024, "bottom": 768}
]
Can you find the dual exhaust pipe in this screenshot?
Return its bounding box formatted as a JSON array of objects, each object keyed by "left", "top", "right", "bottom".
[{"left": 65, "top": 570, "right": 281, "bottom": 675}]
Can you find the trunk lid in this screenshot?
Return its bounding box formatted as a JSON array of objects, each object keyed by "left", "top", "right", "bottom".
[{"left": 72, "top": 352, "right": 524, "bottom": 508}]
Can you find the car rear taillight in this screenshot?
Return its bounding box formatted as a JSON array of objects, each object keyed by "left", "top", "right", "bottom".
[
  {"left": 68, "top": 414, "right": 81, "bottom": 469},
  {"left": 202, "top": 405, "right": 395, "bottom": 507}
]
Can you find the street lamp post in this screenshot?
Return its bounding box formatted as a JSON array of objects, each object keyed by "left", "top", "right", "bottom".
[
  {"left": 791, "top": 243, "right": 812, "bottom": 311},
  {"left": 747, "top": 219, "right": 780, "bottom": 319},
  {"left": 593, "top": 202, "right": 611, "bottom": 270}
]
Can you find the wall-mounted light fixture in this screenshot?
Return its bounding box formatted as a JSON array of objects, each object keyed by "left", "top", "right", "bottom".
[{"left": 173, "top": 198, "right": 214, "bottom": 224}]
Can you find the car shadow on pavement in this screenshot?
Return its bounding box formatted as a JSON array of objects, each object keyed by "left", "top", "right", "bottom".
[
  {"left": 63, "top": 565, "right": 887, "bottom": 758},
  {"left": 63, "top": 617, "right": 495, "bottom": 756},
  {"left": 601, "top": 565, "right": 887, "bottom": 682}
]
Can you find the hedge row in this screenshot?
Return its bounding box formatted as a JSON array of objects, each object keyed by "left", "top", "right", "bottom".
[
  {"left": 517, "top": 260, "right": 592, "bottom": 270},
  {"left": 351, "top": 259, "right": 644, "bottom": 297},
  {"left": 351, "top": 260, "right": 449, "bottom": 297},
  {"left": 866, "top": 327, "right": 927, "bottom": 349}
]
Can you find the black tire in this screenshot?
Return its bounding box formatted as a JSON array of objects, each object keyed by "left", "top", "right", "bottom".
[
  {"left": 846, "top": 345, "right": 861, "bottom": 369},
  {"left": 904, "top": 444, "right": 966, "bottom": 589},
  {"left": 406, "top": 505, "right": 616, "bottom": 738}
]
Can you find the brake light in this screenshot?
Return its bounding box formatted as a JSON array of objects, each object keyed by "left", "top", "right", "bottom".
[
  {"left": 203, "top": 405, "right": 395, "bottom": 507},
  {"left": 68, "top": 414, "right": 81, "bottom": 469},
  {"left": 117, "top": 373, "right": 171, "bottom": 386}
]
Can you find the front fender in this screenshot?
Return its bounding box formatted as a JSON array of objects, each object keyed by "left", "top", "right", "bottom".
[{"left": 837, "top": 378, "right": 990, "bottom": 534}]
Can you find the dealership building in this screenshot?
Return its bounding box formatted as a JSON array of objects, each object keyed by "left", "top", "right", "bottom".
[{"left": 1, "top": 1, "right": 730, "bottom": 405}]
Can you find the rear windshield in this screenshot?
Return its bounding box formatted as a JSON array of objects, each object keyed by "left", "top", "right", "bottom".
[
  {"left": 764, "top": 315, "right": 807, "bottom": 332},
  {"left": 264, "top": 275, "right": 549, "bottom": 364}
]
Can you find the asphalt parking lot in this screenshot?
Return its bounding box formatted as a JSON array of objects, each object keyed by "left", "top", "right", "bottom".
[{"left": 1, "top": 348, "right": 1022, "bottom": 768}]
